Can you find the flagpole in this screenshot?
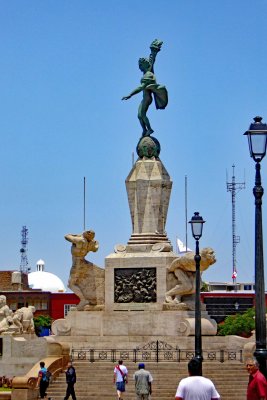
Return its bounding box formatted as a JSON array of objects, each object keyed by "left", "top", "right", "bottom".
[
  {"left": 185, "top": 175, "right": 188, "bottom": 251},
  {"left": 83, "top": 177, "right": 86, "bottom": 231}
]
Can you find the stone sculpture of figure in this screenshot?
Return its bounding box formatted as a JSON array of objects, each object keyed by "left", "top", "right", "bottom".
[
  {"left": 65, "top": 231, "right": 99, "bottom": 263},
  {"left": 13, "top": 306, "right": 36, "bottom": 334},
  {"left": 65, "top": 231, "right": 105, "bottom": 310},
  {"left": 0, "top": 295, "right": 12, "bottom": 322},
  {"left": 0, "top": 297, "right": 36, "bottom": 334},
  {"left": 0, "top": 315, "right": 14, "bottom": 334},
  {"left": 122, "top": 39, "right": 168, "bottom": 137},
  {"left": 165, "top": 248, "right": 216, "bottom": 307},
  {"left": 0, "top": 296, "right": 18, "bottom": 334},
  {"left": 11, "top": 311, "right": 23, "bottom": 333},
  {"left": 0, "top": 295, "right": 14, "bottom": 333}
]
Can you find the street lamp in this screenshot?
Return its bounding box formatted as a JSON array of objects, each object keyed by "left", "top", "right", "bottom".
[
  {"left": 189, "top": 211, "right": 205, "bottom": 374},
  {"left": 244, "top": 116, "right": 267, "bottom": 376}
]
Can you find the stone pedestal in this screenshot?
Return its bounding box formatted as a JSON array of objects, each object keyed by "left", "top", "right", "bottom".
[
  {"left": 126, "top": 158, "right": 172, "bottom": 244},
  {"left": 104, "top": 157, "right": 174, "bottom": 311},
  {"left": 52, "top": 157, "right": 217, "bottom": 345}
]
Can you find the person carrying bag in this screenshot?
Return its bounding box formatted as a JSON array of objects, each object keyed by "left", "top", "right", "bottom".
[{"left": 113, "top": 360, "right": 128, "bottom": 400}]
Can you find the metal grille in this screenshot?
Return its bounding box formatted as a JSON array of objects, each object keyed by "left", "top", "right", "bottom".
[{"left": 71, "top": 340, "right": 243, "bottom": 364}]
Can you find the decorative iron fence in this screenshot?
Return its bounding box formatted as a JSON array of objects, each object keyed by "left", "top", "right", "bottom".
[{"left": 71, "top": 340, "right": 243, "bottom": 364}]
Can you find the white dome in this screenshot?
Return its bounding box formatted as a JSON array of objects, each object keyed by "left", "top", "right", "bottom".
[
  {"left": 37, "top": 259, "right": 45, "bottom": 265},
  {"left": 28, "top": 271, "right": 66, "bottom": 293}
]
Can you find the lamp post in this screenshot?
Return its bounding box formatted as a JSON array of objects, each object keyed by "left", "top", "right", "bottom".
[
  {"left": 244, "top": 116, "right": 267, "bottom": 377},
  {"left": 189, "top": 212, "right": 205, "bottom": 374}
]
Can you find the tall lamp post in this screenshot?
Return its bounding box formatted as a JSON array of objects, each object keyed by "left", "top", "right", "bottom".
[
  {"left": 189, "top": 211, "right": 205, "bottom": 374},
  {"left": 244, "top": 116, "right": 267, "bottom": 376}
]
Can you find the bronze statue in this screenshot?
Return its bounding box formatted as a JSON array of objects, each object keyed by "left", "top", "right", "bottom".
[{"left": 122, "top": 39, "right": 168, "bottom": 137}]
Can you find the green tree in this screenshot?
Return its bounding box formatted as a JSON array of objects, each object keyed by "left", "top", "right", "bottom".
[
  {"left": 201, "top": 281, "right": 209, "bottom": 292},
  {"left": 33, "top": 315, "right": 52, "bottom": 336},
  {"left": 217, "top": 307, "right": 255, "bottom": 337}
]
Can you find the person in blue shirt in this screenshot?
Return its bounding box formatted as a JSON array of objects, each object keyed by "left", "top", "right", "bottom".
[{"left": 36, "top": 361, "right": 49, "bottom": 399}]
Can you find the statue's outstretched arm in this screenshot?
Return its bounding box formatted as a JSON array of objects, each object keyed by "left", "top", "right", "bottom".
[
  {"left": 149, "top": 39, "right": 163, "bottom": 73},
  {"left": 122, "top": 83, "right": 146, "bottom": 101},
  {"left": 65, "top": 234, "right": 82, "bottom": 243}
]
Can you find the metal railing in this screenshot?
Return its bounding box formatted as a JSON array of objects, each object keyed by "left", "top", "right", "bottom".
[{"left": 71, "top": 340, "right": 243, "bottom": 364}]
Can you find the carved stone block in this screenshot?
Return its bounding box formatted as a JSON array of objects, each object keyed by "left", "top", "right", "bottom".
[{"left": 114, "top": 268, "right": 156, "bottom": 303}]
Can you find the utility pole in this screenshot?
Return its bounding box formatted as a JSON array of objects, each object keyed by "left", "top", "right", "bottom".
[{"left": 226, "top": 165, "right": 245, "bottom": 289}]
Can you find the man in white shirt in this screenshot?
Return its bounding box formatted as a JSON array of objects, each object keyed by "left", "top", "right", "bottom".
[
  {"left": 175, "top": 358, "right": 220, "bottom": 400},
  {"left": 113, "top": 360, "right": 128, "bottom": 400}
]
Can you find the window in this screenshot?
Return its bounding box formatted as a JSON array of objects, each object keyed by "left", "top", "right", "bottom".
[
  {"left": 41, "top": 302, "right": 48, "bottom": 310},
  {"left": 64, "top": 304, "right": 76, "bottom": 317},
  {"left": 34, "top": 301, "right": 41, "bottom": 310}
]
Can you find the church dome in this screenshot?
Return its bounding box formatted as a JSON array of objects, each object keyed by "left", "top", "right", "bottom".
[{"left": 28, "top": 260, "right": 66, "bottom": 293}]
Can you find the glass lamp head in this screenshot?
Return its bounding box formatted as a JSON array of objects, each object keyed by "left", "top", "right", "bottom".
[
  {"left": 244, "top": 116, "right": 267, "bottom": 162},
  {"left": 189, "top": 212, "right": 205, "bottom": 240}
]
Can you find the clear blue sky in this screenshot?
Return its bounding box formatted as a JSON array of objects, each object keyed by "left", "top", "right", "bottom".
[{"left": 0, "top": 0, "right": 267, "bottom": 290}]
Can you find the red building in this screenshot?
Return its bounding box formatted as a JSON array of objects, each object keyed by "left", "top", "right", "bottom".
[
  {"left": 50, "top": 292, "right": 79, "bottom": 319},
  {"left": 0, "top": 269, "right": 79, "bottom": 320}
]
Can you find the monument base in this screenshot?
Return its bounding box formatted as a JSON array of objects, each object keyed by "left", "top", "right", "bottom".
[
  {"left": 52, "top": 308, "right": 217, "bottom": 340},
  {"left": 52, "top": 310, "right": 252, "bottom": 360}
]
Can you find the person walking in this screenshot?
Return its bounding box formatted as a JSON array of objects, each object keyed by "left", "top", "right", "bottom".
[
  {"left": 133, "top": 363, "right": 153, "bottom": 400},
  {"left": 114, "top": 360, "right": 128, "bottom": 400},
  {"left": 175, "top": 358, "right": 220, "bottom": 400},
  {"left": 246, "top": 357, "right": 267, "bottom": 400},
  {"left": 36, "top": 361, "right": 49, "bottom": 400},
  {"left": 64, "top": 361, "right": 77, "bottom": 400}
]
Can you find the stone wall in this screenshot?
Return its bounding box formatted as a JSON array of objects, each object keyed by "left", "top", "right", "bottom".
[
  {"left": 0, "top": 271, "right": 29, "bottom": 291},
  {"left": 0, "top": 334, "right": 69, "bottom": 377}
]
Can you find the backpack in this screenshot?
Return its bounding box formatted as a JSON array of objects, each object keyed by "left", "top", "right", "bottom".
[{"left": 45, "top": 370, "right": 52, "bottom": 383}]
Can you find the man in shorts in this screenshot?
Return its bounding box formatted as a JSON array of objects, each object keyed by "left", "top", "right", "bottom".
[
  {"left": 133, "top": 363, "right": 153, "bottom": 400},
  {"left": 114, "top": 360, "right": 128, "bottom": 400}
]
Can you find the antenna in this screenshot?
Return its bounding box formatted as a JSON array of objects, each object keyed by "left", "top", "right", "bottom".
[
  {"left": 226, "top": 165, "right": 245, "bottom": 289},
  {"left": 20, "top": 226, "right": 29, "bottom": 273}
]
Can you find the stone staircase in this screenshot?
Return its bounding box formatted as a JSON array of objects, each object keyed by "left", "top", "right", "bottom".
[{"left": 47, "top": 361, "right": 248, "bottom": 400}]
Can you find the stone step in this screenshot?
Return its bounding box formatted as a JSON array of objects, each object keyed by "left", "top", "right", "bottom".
[
  {"left": 47, "top": 395, "right": 246, "bottom": 400},
  {"left": 50, "top": 376, "right": 247, "bottom": 383},
  {"left": 48, "top": 394, "right": 247, "bottom": 400},
  {"left": 52, "top": 370, "right": 245, "bottom": 375},
  {"left": 50, "top": 387, "right": 247, "bottom": 392},
  {"left": 47, "top": 361, "right": 248, "bottom": 400}
]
